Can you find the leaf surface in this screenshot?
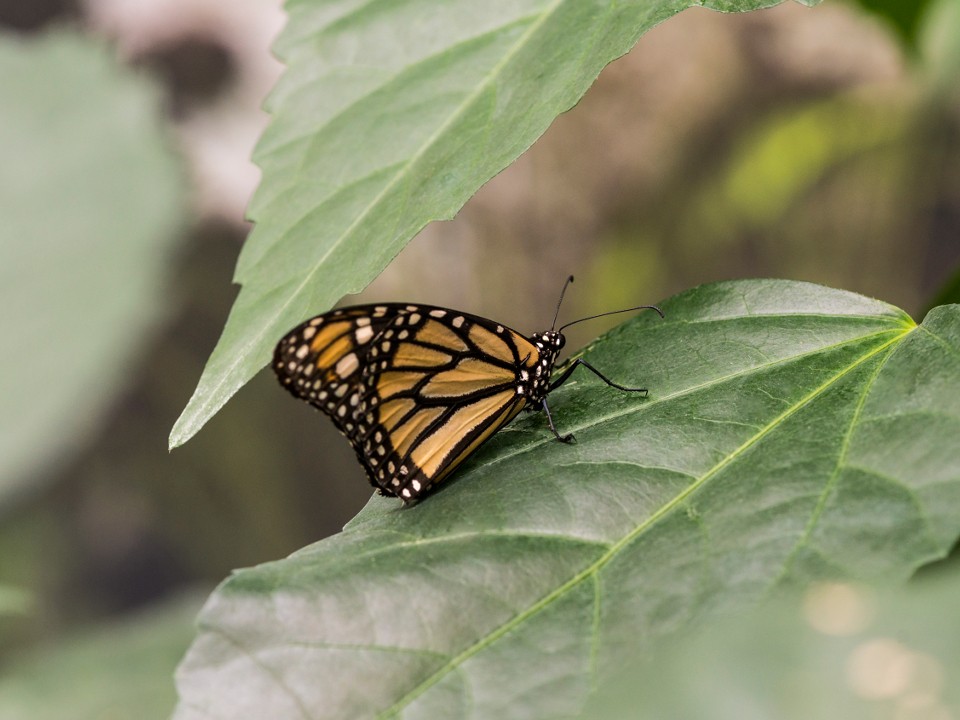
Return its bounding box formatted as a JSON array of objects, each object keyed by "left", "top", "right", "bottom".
[{"left": 173, "top": 280, "right": 960, "bottom": 720}]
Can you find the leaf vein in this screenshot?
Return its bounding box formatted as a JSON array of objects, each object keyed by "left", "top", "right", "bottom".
[
  {"left": 208, "top": 626, "right": 314, "bottom": 720},
  {"left": 766, "top": 336, "right": 899, "bottom": 589}
]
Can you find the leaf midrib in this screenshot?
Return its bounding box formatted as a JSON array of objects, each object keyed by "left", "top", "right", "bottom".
[{"left": 378, "top": 327, "right": 912, "bottom": 717}]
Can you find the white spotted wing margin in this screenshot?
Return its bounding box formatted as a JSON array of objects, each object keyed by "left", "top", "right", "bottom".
[{"left": 273, "top": 304, "right": 545, "bottom": 503}]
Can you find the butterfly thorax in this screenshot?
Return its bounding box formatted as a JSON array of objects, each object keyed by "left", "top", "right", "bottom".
[{"left": 525, "top": 330, "right": 565, "bottom": 404}]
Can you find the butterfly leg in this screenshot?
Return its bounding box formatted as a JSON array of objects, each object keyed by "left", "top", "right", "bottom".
[
  {"left": 549, "top": 358, "right": 648, "bottom": 395},
  {"left": 541, "top": 398, "right": 575, "bottom": 444}
]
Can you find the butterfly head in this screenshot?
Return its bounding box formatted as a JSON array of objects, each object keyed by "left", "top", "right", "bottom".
[
  {"left": 527, "top": 329, "right": 566, "bottom": 401},
  {"left": 535, "top": 329, "right": 566, "bottom": 352}
]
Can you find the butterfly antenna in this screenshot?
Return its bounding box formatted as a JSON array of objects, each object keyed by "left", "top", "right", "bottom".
[
  {"left": 558, "top": 304, "right": 664, "bottom": 332},
  {"left": 551, "top": 275, "right": 575, "bottom": 330}
]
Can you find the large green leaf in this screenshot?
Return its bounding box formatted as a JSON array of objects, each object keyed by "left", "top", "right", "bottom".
[
  {"left": 170, "top": 0, "right": 820, "bottom": 449},
  {"left": 173, "top": 280, "right": 960, "bottom": 720},
  {"left": 0, "top": 31, "right": 183, "bottom": 508}
]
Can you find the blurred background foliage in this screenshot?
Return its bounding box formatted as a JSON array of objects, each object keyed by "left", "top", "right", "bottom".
[
  {"left": 0, "top": 0, "right": 958, "bottom": 715},
  {"left": 583, "top": 573, "right": 960, "bottom": 720}
]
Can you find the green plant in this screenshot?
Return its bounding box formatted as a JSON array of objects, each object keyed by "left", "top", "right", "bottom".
[{"left": 3, "top": 0, "right": 959, "bottom": 718}]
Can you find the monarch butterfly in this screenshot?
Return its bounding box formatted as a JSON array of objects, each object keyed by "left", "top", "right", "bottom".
[{"left": 273, "top": 276, "right": 663, "bottom": 504}]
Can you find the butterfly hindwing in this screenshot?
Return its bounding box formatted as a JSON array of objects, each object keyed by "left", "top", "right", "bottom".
[
  {"left": 274, "top": 304, "right": 544, "bottom": 502},
  {"left": 273, "top": 305, "right": 401, "bottom": 434}
]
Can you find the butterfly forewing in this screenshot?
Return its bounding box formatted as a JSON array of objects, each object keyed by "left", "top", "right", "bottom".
[{"left": 274, "top": 304, "right": 543, "bottom": 502}]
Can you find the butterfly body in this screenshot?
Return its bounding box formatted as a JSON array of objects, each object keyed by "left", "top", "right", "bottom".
[{"left": 274, "top": 304, "right": 569, "bottom": 503}]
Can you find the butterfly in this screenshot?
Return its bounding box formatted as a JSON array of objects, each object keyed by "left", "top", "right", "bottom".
[{"left": 273, "top": 276, "right": 663, "bottom": 504}]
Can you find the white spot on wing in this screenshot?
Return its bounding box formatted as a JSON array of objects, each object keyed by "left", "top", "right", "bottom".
[
  {"left": 335, "top": 353, "right": 359, "bottom": 378},
  {"left": 356, "top": 325, "right": 374, "bottom": 343}
]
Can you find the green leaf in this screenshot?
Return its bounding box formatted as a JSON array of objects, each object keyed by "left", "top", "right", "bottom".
[
  {"left": 0, "top": 31, "right": 184, "bottom": 508},
  {"left": 584, "top": 574, "right": 960, "bottom": 719},
  {"left": 172, "top": 280, "right": 960, "bottom": 720},
  {"left": 851, "top": 0, "right": 936, "bottom": 51},
  {"left": 169, "top": 0, "right": 821, "bottom": 449},
  {"left": 0, "top": 594, "right": 201, "bottom": 720}
]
